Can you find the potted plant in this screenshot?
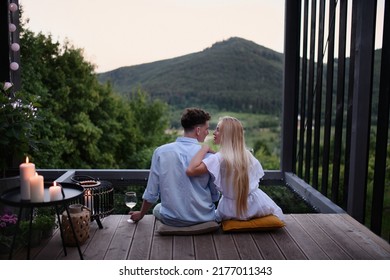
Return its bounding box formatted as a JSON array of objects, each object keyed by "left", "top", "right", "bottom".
[
  {"left": 19, "top": 219, "right": 42, "bottom": 247},
  {"left": 18, "top": 208, "right": 57, "bottom": 247},
  {"left": 35, "top": 211, "right": 57, "bottom": 238}
]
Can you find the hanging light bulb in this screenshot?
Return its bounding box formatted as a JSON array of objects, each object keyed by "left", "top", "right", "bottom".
[
  {"left": 9, "top": 3, "right": 18, "bottom": 12},
  {"left": 9, "top": 23, "right": 16, "bottom": 32},
  {"left": 11, "top": 43, "right": 20, "bottom": 52},
  {"left": 10, "top": 62, "right": 19, "bottom": 71},
  {"left": 3, "top": 82, "right": 13, "bottom": 91}
]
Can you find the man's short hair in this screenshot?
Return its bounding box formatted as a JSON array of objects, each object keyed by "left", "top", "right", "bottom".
[{"left": 181, "top": 108, "right": 211, "bottom": 131}]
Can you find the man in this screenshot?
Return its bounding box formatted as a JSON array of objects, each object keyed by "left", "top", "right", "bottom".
[{"left": 130, "top": 108, "right": 219, "bottom": 226}]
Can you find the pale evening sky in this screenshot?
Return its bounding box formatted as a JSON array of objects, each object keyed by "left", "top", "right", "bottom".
[
  {"left": 19, "top": 0, "right": 385, "bottom": 73},
  {"left": 19, "top": 0, "right": 286, "bottom": 73}
]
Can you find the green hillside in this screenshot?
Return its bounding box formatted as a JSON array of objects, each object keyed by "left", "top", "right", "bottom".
[
  {"left": 97, "top": 37, "right": 284, "bottom": 114},
  {"left": 97, "top": 37, "right": 383, "bottom": 118}
]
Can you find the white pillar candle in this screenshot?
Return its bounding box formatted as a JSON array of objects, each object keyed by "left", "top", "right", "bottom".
[
  {"left": 19, "top": 157, "right": 35, "bottom": 200},
  {"left": 49, "top": 182, "right": 62, "bottom": 201},
  {"left": 84, "top": 189, "right": 94, "bottom": 212},
  {"left": 30, "top": 172, "right": 44, "bottom": 203}
]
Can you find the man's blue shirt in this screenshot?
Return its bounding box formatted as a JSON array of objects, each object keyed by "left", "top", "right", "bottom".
[{"left": 143, "top": 137, "right": 218, "bottom": 226}]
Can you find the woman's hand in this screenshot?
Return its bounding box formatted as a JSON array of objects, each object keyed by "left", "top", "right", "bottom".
[{"left": 186, "top": 144, "right": 210, "bottom": 176}]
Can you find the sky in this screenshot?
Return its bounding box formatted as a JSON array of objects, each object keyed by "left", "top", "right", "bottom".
[
  {"left": 19, "top": 0, "right": 385, "bottom": 73},
  {"left": 19, "top": 0, "right": 286, "bottom": 73}
]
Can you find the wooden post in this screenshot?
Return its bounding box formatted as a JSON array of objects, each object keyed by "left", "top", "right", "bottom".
[
  {"left": 0, "top": 0, "right": 11, "bottom": 84},
  {"left": 282, "top": 0, "right": 301, "bottom": 173},
  {"left": 347, "top": 0, "right": 377, "bottom": 223}
]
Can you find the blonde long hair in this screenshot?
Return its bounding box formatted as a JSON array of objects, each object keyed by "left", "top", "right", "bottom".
[{"left": 218, "top": 117, "right": 250, "bottom": 217}]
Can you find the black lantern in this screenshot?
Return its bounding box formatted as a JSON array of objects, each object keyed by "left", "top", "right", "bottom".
[{"left": 71, "top": 176, "right": 114, "bottom": 229}]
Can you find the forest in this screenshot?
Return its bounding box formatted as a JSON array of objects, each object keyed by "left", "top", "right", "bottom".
[
  {"left": 98, "top": 37, "right": 284, "bottom": 115},
  {"left": 1, "top": 24, "right": 172, "bottom": 175}
]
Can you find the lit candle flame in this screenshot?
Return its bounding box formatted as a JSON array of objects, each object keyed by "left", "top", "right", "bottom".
[
  {"left": 26, "top": 156, "right": 29, "bottom": 164},
  {"left": 54, "top": 181, "right": 57, "bottom": 187}
]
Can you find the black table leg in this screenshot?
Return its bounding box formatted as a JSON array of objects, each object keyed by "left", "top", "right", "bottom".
[
  {"left": 64, "top": 206, "right": 84, "bottom": 260},
  {"left": 55, "top": 205, "right": 67, "bottom": 256},
  {"left": 96, "top": 217, "right": 103, "bottom": 229}
]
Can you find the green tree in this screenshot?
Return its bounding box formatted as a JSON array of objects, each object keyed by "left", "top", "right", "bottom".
[
  {"left": 19, "top": 27, "right": 170, "bottom": 169},
  {"left": 0, "top": 83, "right": 38, "bottom": 176},
  {"left": 253, "top": 140, "right": 280, "bottom": 170},
  {"left": 122, "top": 88, "right": 172, "bottom": 168}
]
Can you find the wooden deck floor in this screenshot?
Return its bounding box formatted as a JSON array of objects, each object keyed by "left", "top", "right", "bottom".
[{"left": 7, "top": 213, "right": 390, "bottom": 260}]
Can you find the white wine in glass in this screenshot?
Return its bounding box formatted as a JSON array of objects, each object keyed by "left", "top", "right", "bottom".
[{"left": 125, "top": 191, "right": 137, "bottom": 223}]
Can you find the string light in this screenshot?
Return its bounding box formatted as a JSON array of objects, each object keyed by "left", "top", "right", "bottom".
[
  {"left": 11, "top": 43, "right": 20, "bottom": 52},
  {"left": 9, "top": 23, "right": 16, "bottom": 32},
  {"left": 9, "top": 3, "right": 18, "bottom": 12},
  {"left": 8, "top": 1, "right": 20, "bottom": 76},
  {"left": 10, "top": 62, "right": 19, "bottom": 71}
]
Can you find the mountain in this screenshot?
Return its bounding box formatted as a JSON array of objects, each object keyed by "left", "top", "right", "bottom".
[{"left": 97, "top": 37, "right": 284, "bottom": 114}]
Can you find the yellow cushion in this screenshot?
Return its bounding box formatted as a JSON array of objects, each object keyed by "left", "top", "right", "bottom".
[{"left": 222, "top": 215, "right": 285, "bottom": 232}]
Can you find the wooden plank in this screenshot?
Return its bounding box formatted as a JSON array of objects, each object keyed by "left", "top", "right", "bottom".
[
  {"left": 233, "top": 233, "right": 263, "bottom": 260},
  {"left": 293, "top": 214, "right": 350, "bottom": 259},
  {"left": 329, "top": 214, "right": 390, "bottom": 259},
  {"left": 19, "top": 228, "right": 64, "bottom": 260},
  {"left": 212, "top": 229, "right": 240, "bottom": 259},
  {"left": 308, "top": 214, "right": 373, "bottom": 259},
  {"left": 285, "top": 215, "right": 329, "bottom": 260},
  {"left": 62, "top": 215, "right": 121, "bottom": 260},
  {"left": 127, "top": 215, "right": 155, "bottom": 260},
  {"left": 173, "top": 235, "right": 195, "bottom": 260},
  {"left": 251, "top": 231, "right": 285, "bottom": 260},
  {"left": 35, "top": 229, "right": 66, "bottom": 260},
  {"left": 270, "top": 227, "right": 307, "bottom": 260},
  {"left": 56, "top": 217, "right": 100, "bottom": 260},
  {"left": 86, "top": 215, "right": 122, "bottom": 260},
  {"left": 194, "top": 234, "right": 217, "bottom": 259},
  {"left": 36, "top": 217, "right": 101, "bottom": 260},
  {"left": 339, "top": 213, "right": 390, "bottom": 254},
  {"left": 104, "top": 215, "right": 137, "bottom": 260},
  {"left": 26, "top": 214, "right": 389, "bottom": 261},
  {"left": 150, "top": 221, "right": 173, "bottom": 260}
]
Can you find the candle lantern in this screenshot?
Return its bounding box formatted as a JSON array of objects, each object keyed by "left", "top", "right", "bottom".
[
  {"left": 61, "top": 205, "right": 90, "bottom": 246},
  {"left": 71, "top": 175, "right": 114, "bottom": 229}
]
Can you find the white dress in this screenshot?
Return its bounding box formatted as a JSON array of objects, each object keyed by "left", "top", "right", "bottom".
[{"left": 202, "top": 151, "right": 284, "bottom": 222}]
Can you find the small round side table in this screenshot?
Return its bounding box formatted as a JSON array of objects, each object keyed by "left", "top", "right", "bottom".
[{"left": 0, "top": 182, "right": 85, "bottom": 260}]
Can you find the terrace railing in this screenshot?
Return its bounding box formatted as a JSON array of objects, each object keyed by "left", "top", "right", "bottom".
[
  {"left": 283, "top": 0, "right": 389, "bottom": 240},
  {"left": 36, "top": 169, "right": 345, "bottom": 215}
]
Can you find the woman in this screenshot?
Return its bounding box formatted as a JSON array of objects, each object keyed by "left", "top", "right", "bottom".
[{"left": 186, "top": 116, "right": 284, "bottom": 222}]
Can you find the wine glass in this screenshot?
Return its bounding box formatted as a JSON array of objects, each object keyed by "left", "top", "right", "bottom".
[{"left": 125, "top": 191, "right": 137, "bottom": 223}]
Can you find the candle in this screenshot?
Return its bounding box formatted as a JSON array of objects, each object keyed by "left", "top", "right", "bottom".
[
  {"left": 19, "top": 157, "right": 35, "bottom": 200},
  {"left": 49, "top": 182, "right": 62, "bottom": 201},
  {"left": 30, "top": 172, "right": 44, "bottom": 203},
  {"left": 84, "top": 189, "right": 94, "bottom": 212}
]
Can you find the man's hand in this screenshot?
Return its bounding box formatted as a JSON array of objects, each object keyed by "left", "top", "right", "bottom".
[
  {"left": 128, "top": 200, "right": 154, "bottom": 222},
  {"left": 129, "top": 211, "right": 144, "bottom": 222}
]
